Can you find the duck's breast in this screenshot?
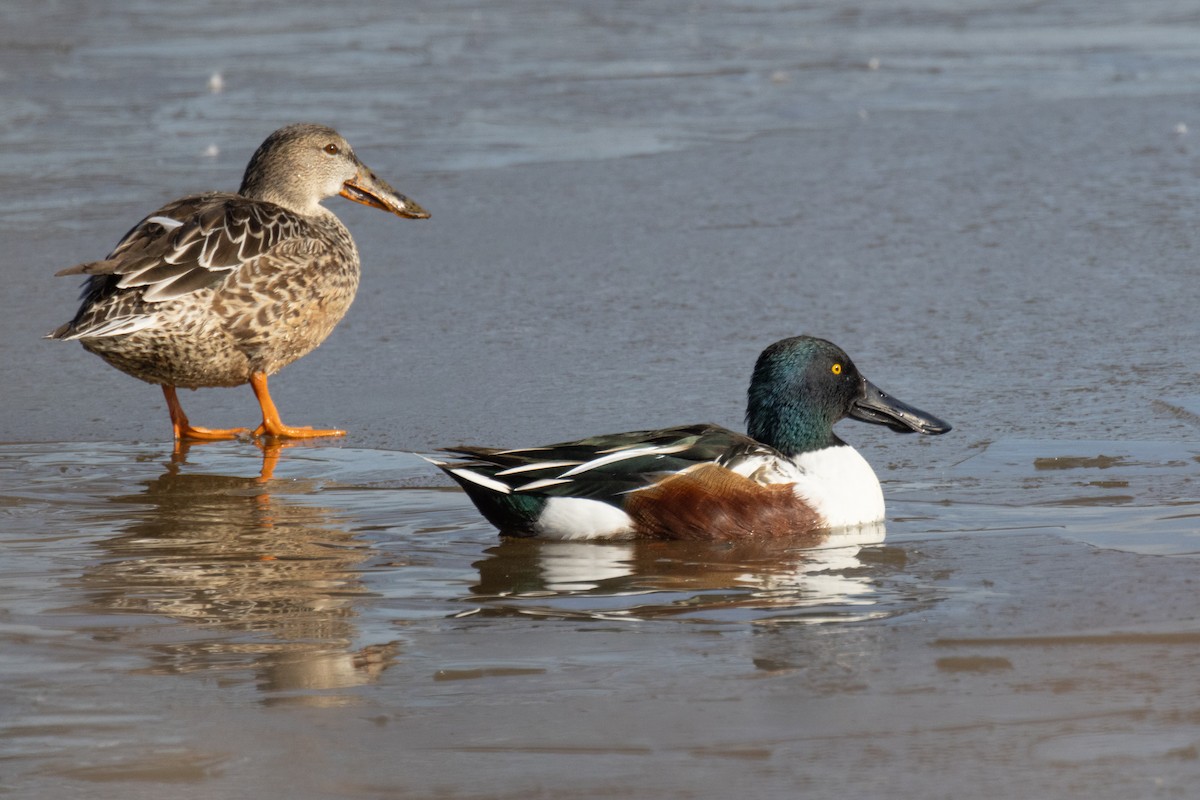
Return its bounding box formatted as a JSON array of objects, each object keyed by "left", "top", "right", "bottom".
[{"left": 788, "top": 445, "right": 885, "bottom": 530}]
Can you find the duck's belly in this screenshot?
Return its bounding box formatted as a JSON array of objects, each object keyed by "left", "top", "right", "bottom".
[
  {"left": 83, "top": 324, "right": 251, "bottom": 388},
  {"left": 81, "top": 279, "right": 357, "bottom": 388}
]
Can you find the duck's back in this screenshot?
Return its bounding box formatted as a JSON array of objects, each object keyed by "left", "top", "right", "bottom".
[
  {"left": 52, "top": 192, "right": 360, "bottom": 388},
  {"left": 439, "top": 424, "right": 829, "bottom": 540}
]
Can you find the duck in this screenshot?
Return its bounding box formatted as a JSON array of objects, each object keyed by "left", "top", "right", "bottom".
[
  {"left": 48, "top": 123, "right": 429, "bottom": 441},
  {"left": 432, "top": 336, "right": 951, "bottom": 540}
]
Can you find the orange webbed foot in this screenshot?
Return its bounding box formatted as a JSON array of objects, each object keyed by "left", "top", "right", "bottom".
[
  {"left": 163, "top": 385, "right": 250, "bottom": 442},
  {"left": 248, "top": 373, "right": 346, "bottom": 441},
  {"left": 252, "top": 422, "right": 346, "bottom": 440},
  {"left": 176, "top": 423, "right": 252, "bottom": 442}
]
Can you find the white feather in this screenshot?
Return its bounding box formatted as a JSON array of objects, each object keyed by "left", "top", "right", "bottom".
[
  {"left": 534, "top": 497, "right": 634, "bottom": 540},
  {"left": 447, "top": 468, "right": 512, "bottom": 495},
  {"left": 727, "top": 453, "right": 803, "bottom": 484},
  {"left": 515, "top": 478, "right": 573, "bottom": 492},
  {"left": 789, "top": 445, "right": 885, "bottom": 529},
  {"left": 62, "top": 314, "right": 159, "bottom": 340},
  {"left": 495, "top": 460, "right": 580, "bottom": 476},
  {"left": 560, "top": 443, "right": 689, "bottom": 477},
  {"left": 145, "top": 215, "right": 184, "bottom": 230}
]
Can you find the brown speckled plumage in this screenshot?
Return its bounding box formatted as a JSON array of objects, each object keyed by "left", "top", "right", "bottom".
[{"left": 49, "top": 123, "right": 429, "bottom": 440}]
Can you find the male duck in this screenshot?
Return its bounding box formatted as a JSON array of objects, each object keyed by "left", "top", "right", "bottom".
[
  {"left": 433, "top": 336, "right": 950, "bottom": 540},
  {"left": 49, "top": 123, "right": 429, "bottom": 441}
]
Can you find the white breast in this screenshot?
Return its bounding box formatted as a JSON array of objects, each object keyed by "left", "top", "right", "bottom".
[{"left": 789, "top": 445, "right": 886, "bottom": 530}]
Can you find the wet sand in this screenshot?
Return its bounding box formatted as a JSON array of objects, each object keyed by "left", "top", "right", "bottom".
[{"left": 3, "top": 1, "right": 1200, "bottom": 798}]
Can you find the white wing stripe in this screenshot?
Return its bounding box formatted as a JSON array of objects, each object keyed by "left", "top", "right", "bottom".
[
  {"left": 495, "top": 460, "right": 581, "bottom": 476},
  {"left": 515, "top": 478, "right": 573, "bottom": 492},
  {"left": 447, "top": 468, "right": 512, "bottom": 495},
  {"left": 560, "top": 443, "right": 692, "bottom": 477}
]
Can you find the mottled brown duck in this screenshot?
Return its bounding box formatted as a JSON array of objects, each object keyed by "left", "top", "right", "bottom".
[{"left": 49, "top": 123, "right": 428, "bottom": 441}]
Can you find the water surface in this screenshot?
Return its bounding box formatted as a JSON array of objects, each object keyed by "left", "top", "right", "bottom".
[{"left": 3, "top": 439, "right": 1199, "bottom": 798}]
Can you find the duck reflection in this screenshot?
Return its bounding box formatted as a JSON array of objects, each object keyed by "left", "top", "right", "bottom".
[
  {"left": 78, "top": 442, "right": 397, "bottom": 700},
  {"left": 470, "top": 524, "right": 888, "bottom": 622}
]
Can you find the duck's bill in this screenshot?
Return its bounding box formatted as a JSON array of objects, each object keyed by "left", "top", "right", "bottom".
[
  {"left": 340, "top": 169, "right": 430, "bottom": 219},
  {"left": 848, "top": 379, "right": 952, "bottom": 435}
]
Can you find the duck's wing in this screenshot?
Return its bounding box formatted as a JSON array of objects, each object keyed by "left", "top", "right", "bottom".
[
  {"left": 51, "top": 193, "right": 315, "bottom": 339},
  {"left": 439, "top": 423, "right": 781, "bottom": 502}
]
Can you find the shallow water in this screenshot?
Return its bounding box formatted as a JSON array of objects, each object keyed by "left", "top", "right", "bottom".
[
  {"left": 4, "top": 1, "right": 1200, "bottom": 798},
  {"left": 4, "top": 440, "right": 1200, "bottom": 798}
]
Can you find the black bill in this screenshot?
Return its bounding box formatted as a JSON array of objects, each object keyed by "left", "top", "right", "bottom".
[{"left": 847, "top": 378, "right": 952, "bottom": 435}]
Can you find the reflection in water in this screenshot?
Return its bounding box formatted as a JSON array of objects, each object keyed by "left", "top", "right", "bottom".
[
  {"left": 76, "top": 442, "right": 397, "bottom": 702},
  {"left": 469, "top": 524, "right": 891, "bottom": 623}
]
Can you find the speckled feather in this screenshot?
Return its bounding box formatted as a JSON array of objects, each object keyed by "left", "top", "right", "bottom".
[
  {"left": 51, "top": 194, "right": 359, "bottom": 388},
  {"left": 48, "top": 123, "right": 427, "bottom": 441},
  {"left": 46, "top": 124, "right": 422, "bottom": 393}
]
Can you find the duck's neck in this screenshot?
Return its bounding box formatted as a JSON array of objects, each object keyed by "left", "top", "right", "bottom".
[
  {"left": 745, "top": 394, "right": 839, "bottom": 458},
  {"left": 241, "top": 181, "right": 329, "bottom": 218}
]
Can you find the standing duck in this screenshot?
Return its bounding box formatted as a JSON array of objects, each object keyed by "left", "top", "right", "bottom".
[
  {"left": 49, "top": 123, "right": 429, "bottom": 441},
  {"left": 432, "top": 336, "right": 950, "bottom": 540}
]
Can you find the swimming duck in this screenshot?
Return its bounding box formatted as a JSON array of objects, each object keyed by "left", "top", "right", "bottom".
[
  {"left": 48, "top": 123, "right": 429, "bottom": 441},
  {"left": 433, "top": 336, "right": 950, "bottom": 540}
]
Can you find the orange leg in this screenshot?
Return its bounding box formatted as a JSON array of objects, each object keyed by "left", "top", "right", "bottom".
[
  {"left": 163, "top": 385, "right": 250, "bottom": 441},
  {"left": 249, "top": 372, "right": 345, "bottom": 439}
]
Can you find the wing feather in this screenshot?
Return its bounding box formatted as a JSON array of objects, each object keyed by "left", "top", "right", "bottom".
[
  {"left": 438, "top": 424, "right": 788, "bottom": 507},
  {"left": 52, "top": 193, "right": 317, "bottom": 339}
]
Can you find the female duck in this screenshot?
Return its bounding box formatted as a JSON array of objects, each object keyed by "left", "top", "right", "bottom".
[
  {"left": 49, "top": 123, "right": 428, "bottom": 441},
  {"left": 434, "top": 336, "right": 950, "bottom": 540}
]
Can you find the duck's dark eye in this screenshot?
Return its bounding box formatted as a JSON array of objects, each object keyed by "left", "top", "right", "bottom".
[
  {"left": 323, "top": 143, "right": 340, "bottom": 155},
  {"left": 831, "top": 363, "right": 842, "bottom": 375}
]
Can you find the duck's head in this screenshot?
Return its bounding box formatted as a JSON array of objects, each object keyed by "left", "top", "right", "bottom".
[
  {"left": 239, "top": 123, "right": 429, "bottom": 220},
  {"left": 746, "top": 335, "right": 951, "bottom": 456}
]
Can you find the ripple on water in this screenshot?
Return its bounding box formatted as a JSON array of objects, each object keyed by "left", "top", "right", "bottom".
[
  {"left": 0, "top": 441, "right": 934, "bottom": 654},
  {"left": 2, "top": 436, "right": 1197, "bottom": 796},
  {"left": 0, "top": 439, "right": 944, "bottom": 789}
]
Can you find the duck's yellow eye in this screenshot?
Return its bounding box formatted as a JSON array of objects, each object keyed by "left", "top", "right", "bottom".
[
  {"left": 831, "top": 363, "right": 842, "bottom": 375},
  {"left": 323, "top": 143, "right": 340, "bottom": 155}
]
